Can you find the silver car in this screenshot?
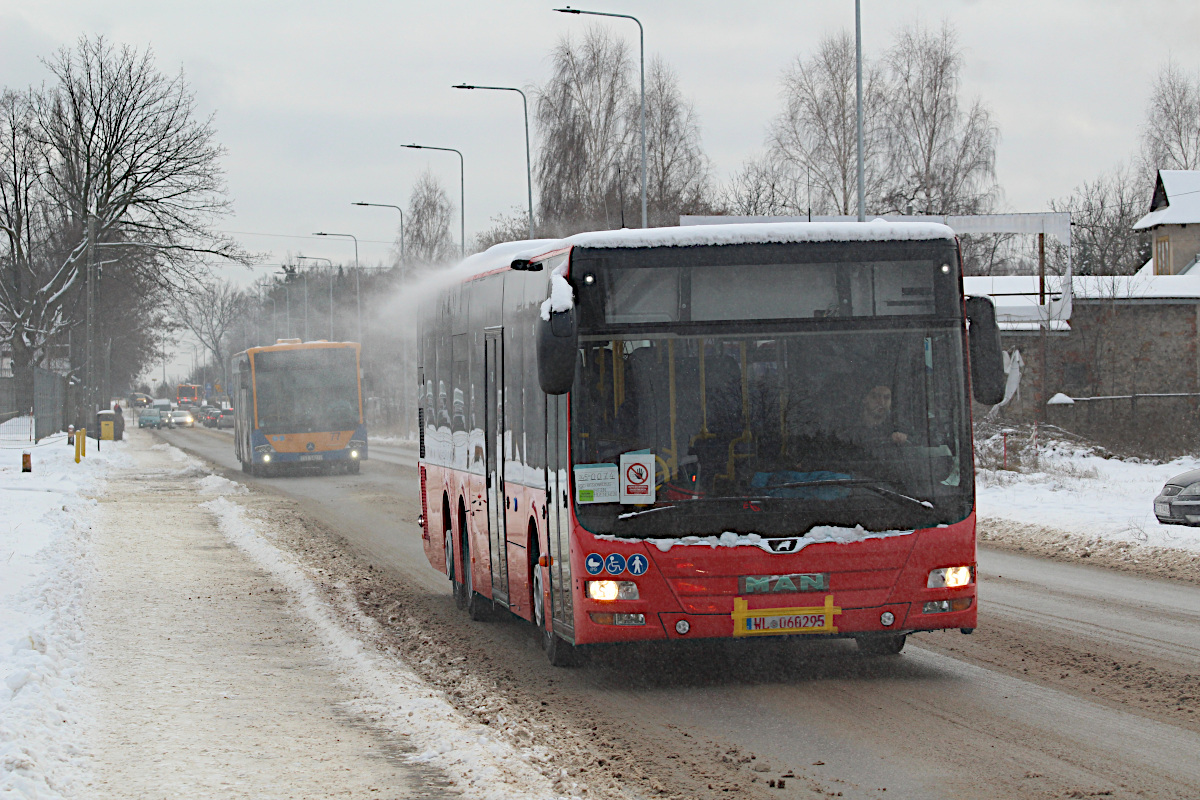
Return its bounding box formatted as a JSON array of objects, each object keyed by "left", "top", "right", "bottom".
[
  {"left": 1153, "top": 469, "right": 1200, "bottom": 525},
  {"left": 169, "top": 409, "right": 195, "bottom": 428}
]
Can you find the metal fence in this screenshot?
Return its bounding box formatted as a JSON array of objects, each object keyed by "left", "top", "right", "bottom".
[{"left": 33, "top": 366, "right": 66, "bottom": 441}]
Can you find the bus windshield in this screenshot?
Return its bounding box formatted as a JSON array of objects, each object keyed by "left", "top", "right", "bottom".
[
  {"left": 252, "top": 348, "right": 360, "bottom": 434},
  {"left": 569, "top": 242, "right": 972, "bottom": 538}
]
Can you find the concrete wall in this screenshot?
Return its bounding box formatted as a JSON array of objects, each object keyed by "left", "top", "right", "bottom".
[{"left": 984, "top": 299, "right": 1200, "bottom": 452}]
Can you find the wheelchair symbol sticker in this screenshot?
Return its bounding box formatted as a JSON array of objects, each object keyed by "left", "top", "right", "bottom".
[
  {"left": 585, "top": 553, "right": 604, "bottom": 575},
  {"left": 627, "top": 554, "right": 649, "bottom": 576},
  {"left": 604, "top": 553, "right": 627, "bottom": 575}
]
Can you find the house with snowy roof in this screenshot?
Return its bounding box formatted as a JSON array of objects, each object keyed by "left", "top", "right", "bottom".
[{"left": 1133, "top": 170, "right": 1200, "bottom": 275}]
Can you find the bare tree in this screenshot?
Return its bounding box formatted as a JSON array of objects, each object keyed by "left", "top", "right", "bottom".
[
  {"left": 768, "top": 31, "right": 890, "bottom": 215},
  {"left": 721, "top": 154, "right": 805, "bottom": 216},
  {"left": 535, "top": 26, "right": 635, "bottom": 234},
  {"left": 1141, "top": 61, "right": 1200, "bottom": 172},
  {"left": 0, "top": 36, "right": 244, "bottom": 407},
  {"left": 639, "top": 57, "right": 713, "bottom": 226},
  {"left": 881, "top": 23, "right": 999, "bottom": 215},
  {"left": 405, "top": 169, "right": 456, "bottom": 266},
  {"left": 1048, "top": 163, "right": 1149, "bottom": 276},
  {"left": 473, "top": 208, "right": 532, "bottom": 253},
  {"left": 169, "top": 278, "right": 248, "bottom": 392}
]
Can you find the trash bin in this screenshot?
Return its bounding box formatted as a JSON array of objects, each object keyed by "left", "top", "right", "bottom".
[{"left": 95, "top": 410, "right": 121, "bottom": 441}]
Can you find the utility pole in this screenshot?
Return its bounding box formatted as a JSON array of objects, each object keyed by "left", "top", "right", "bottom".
[{"left": 85, "top": 213, "right": 96, "bottom": 420}]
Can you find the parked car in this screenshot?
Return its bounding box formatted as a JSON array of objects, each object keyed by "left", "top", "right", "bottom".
[
  {"left": 1154, "top": 469, "right": 1200, "bottom": 525},
  {"left": 170, "top": 409, "right": 195, "bottom": 428},
  {"left": 216, "top": 408, "right": 235, "bottom": 429},
  {"left": 137, "top": 409, "right": 163, "bottom": 429},
  {"left": 201, "top": 406, "right": 222, "bottom": 427}
]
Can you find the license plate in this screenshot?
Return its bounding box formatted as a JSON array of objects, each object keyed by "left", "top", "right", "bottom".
[
  {"left": 732, "top": 595, "right": 841, "bottom": 637},
  {"left": 1155, "top": 501, "right": 1170, "bottom": 516},
  {"left": 743, "top": 613, "right": 827, "bottom": 633},
  {"left": 300, "top": 454, "right": 323, "bottom": 462}
]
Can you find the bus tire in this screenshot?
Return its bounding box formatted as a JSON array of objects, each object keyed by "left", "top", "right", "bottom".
[
  {"left": 347, "top": 459, "right": 360, "bottom": 475},
  {"left": 241, "top": 459, "right": 250, "bottom": 474},
  {"left": 855, "top": 634, "right": 907, "bottom": 656},
  {"left": 532, "top": 540, "right": 582, "bottom": 667}
]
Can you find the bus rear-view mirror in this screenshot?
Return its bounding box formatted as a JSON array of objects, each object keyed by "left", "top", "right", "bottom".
[
  {"left": 537, "top": 307, "right": 577, "bottom": 395},
  {"left": 965, "top": 296, "right": 1006, "bottom": 406}
]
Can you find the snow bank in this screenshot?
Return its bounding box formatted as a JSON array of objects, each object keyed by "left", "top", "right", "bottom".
[
  {"left": 196, "top": 473, "right": 248, "bottom": 496},
  {"left": 200, "top": 493, "right": 573, "bottom": 800},
  {"left": 0, "top": 436, "right": 126, "bottom": 799},
  {"left": 599, "top": 525, "right": 914, "bottom": 553},
  {"left": 977, "top": 441, "right": 1200, "bottom": 552}
]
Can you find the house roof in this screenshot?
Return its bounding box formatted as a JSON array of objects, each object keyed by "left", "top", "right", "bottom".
[
  {"left": 965, "top": 273, "right": 1200, "bottom": 331},
  {"left": 1132, "top": 170, "right": 1200, "bottom": 229}
]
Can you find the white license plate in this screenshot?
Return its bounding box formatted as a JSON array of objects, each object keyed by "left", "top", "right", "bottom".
[
  {"left": 1155, "top": 502, "right": 1170, "bottom": 516},
  {"left": 300, "top": 454, "right": 323, "bottom": 462}
]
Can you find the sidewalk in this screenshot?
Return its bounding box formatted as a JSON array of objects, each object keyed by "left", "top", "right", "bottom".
[{"left": 81, "top": 431, "right": 445, "bottom": 799}]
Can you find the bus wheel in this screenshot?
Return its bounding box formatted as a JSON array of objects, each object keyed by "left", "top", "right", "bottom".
[
  {"left": 347, "top": 459, "right": 361, "bottom": 475},
  {"left": 855, "top": 634, "right": 907, "bottom": 656},
  {"left": 241, "top": 460, "right": 250, "bottom": 474},
  {"left": 532, "top": 550, "right": 582, "bottom": 667},
  {"left": 460, "top": 505, "right": 491, "bottom": 621}
]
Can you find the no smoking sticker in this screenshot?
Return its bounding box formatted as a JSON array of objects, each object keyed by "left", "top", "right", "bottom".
[{"left": 619, "top": 452, "right": 656, "bottom": 505}]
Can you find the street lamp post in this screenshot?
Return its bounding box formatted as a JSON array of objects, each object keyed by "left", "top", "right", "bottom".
[
  {"left": 855, "top": 0, "right": 865, "bottom": 223},
  {"left": 403, "top": 144, "right": 465, "bottom": 256},
  {"left": 297, "top": 256, "right": 333, "bottom": 341},
  {"left": 556, "top": 6, "right": 645, "bottom": 229},
  {"left": 452, "top": 84, "right": 535, "bottom": 239},
  {"left": 352, "top": 203, "right": 405, "bottom": 265},
  {"left": 313, "top": 232, "right": 362, "bottom": 344}
]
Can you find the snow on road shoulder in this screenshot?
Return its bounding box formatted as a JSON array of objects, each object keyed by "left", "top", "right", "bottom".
[
  {"left": 977, "top": 439, "right": 1200, "bottom": 552},
  {"left": 200, "top": 491, "right": 576, "bottom": 800},
  {"left": 0, "top": 430, "right": 127, "bottom": 799}
]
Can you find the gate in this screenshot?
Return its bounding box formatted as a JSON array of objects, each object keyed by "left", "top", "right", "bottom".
[{"left": 33, "top": 367, "right": 66, "bottom": 442}]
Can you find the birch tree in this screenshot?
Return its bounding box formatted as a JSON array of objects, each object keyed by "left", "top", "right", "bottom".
[
  {"left": 881, "top": 23, "right": 999, "bottom": 215},
  {"left": 768, "top": 31, "right": 890, "bottom": 215},
  {"left": 404, "top": 169, "right": 456, "bottom": 266},
  {"left": 1141, "top": 61, "right": 1200, "bottom": 172}
]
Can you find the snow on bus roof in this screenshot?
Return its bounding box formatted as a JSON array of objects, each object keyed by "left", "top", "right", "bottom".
[
  {"left": 453, "top": 220, "right": 954, "bottom": 280},
  {"left": 563, "top": 219, "right": 956, "bottom": 249}
]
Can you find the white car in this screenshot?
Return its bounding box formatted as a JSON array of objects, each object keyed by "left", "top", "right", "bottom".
[{"left": 169, "top": 409, "right": 195, "bottom": 428}]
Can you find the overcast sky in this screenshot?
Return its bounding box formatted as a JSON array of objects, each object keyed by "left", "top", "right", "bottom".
[{"left": 3, "top": 1, "right": 1199, "bottom": 379}]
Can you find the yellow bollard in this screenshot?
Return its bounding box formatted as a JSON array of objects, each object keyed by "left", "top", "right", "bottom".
[
  {"left": 80, "top": 428, "right": 86, "bottom": 458},
  {"left": 75, "top": 429, "right": 82, "bottom": 463}
]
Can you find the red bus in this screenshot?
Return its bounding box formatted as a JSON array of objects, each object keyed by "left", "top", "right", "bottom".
[
  {"left": 177, "top": 383, "right": 201, "bottom": 405},
  {"left": 417, "top": 223, "right": 1005, "bottom": 665}
]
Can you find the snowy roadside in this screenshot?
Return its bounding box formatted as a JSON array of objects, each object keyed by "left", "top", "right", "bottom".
[
  {"left": 976, "top": 436, "right": 1200, "bottom": 582},
  {"left": 177, "top": 447, "right": 580, "bottom": 800},
  {"left": 0, "top": 423, "right": 127, "bottom": 799}
]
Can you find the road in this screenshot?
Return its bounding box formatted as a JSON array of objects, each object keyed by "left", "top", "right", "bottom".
[{"left": 160, "top": 425, "right": 1200, "bottom": 800}]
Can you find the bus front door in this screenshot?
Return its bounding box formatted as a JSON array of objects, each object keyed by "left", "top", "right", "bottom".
[{"left": 484, "top": 330, "right": 509, "bottom": 607}]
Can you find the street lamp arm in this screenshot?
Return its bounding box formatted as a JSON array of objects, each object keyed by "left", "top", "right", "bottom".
[
  {"left": 452, "top": 83, "right": 535, "bottom": 239},
  {"left": 402, "top": 144, "right": 466, "bottom": 256},
  {"left": 352, "top": 203, "right": 405, "bottom": 264}
]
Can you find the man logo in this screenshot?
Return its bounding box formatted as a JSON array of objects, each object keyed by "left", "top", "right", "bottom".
[
  {"left": 738, "top": 573, "right": 830, "bottom": 594},
  {"left": 766, "top": 539, "right": 800, "bottom": 553}
]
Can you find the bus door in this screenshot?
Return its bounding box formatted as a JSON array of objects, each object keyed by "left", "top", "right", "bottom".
[
  {"left": 546, "top": 394, "right": 574, "bottom": 641},
  {"left": 484, "top": 329, "right": 509, "bottom": 607}
]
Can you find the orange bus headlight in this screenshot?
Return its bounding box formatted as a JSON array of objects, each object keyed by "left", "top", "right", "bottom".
[
  {"left": 923, "top": 598, "right": 973, "bottom": 614},
  {"left": 927, "top": 566, "right": 972, "bottom": 588},
  {"left": 586, "top": 580, "right": 639, "bottom": 601}
]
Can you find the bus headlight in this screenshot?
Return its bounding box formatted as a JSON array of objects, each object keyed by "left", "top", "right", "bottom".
[
  {"left": 927, "top": 566, "right": 972, "bottom": 588},
  {"left": 586, "top": 580, "right": 639, "bottom": 601},
  {"left": 350, "top": 450, "right": 359, "bottom": 459},
  {"left": 261, "top": 454, "right": 271, "bottom": 463}
]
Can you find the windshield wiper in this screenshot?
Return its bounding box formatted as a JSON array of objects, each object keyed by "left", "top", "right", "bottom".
[
  {"left": 617, "top": 505, "right": 677, "bottom": 520},
  {"left": 756, "top": 478, "right": 934, "bottom": 511}
]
